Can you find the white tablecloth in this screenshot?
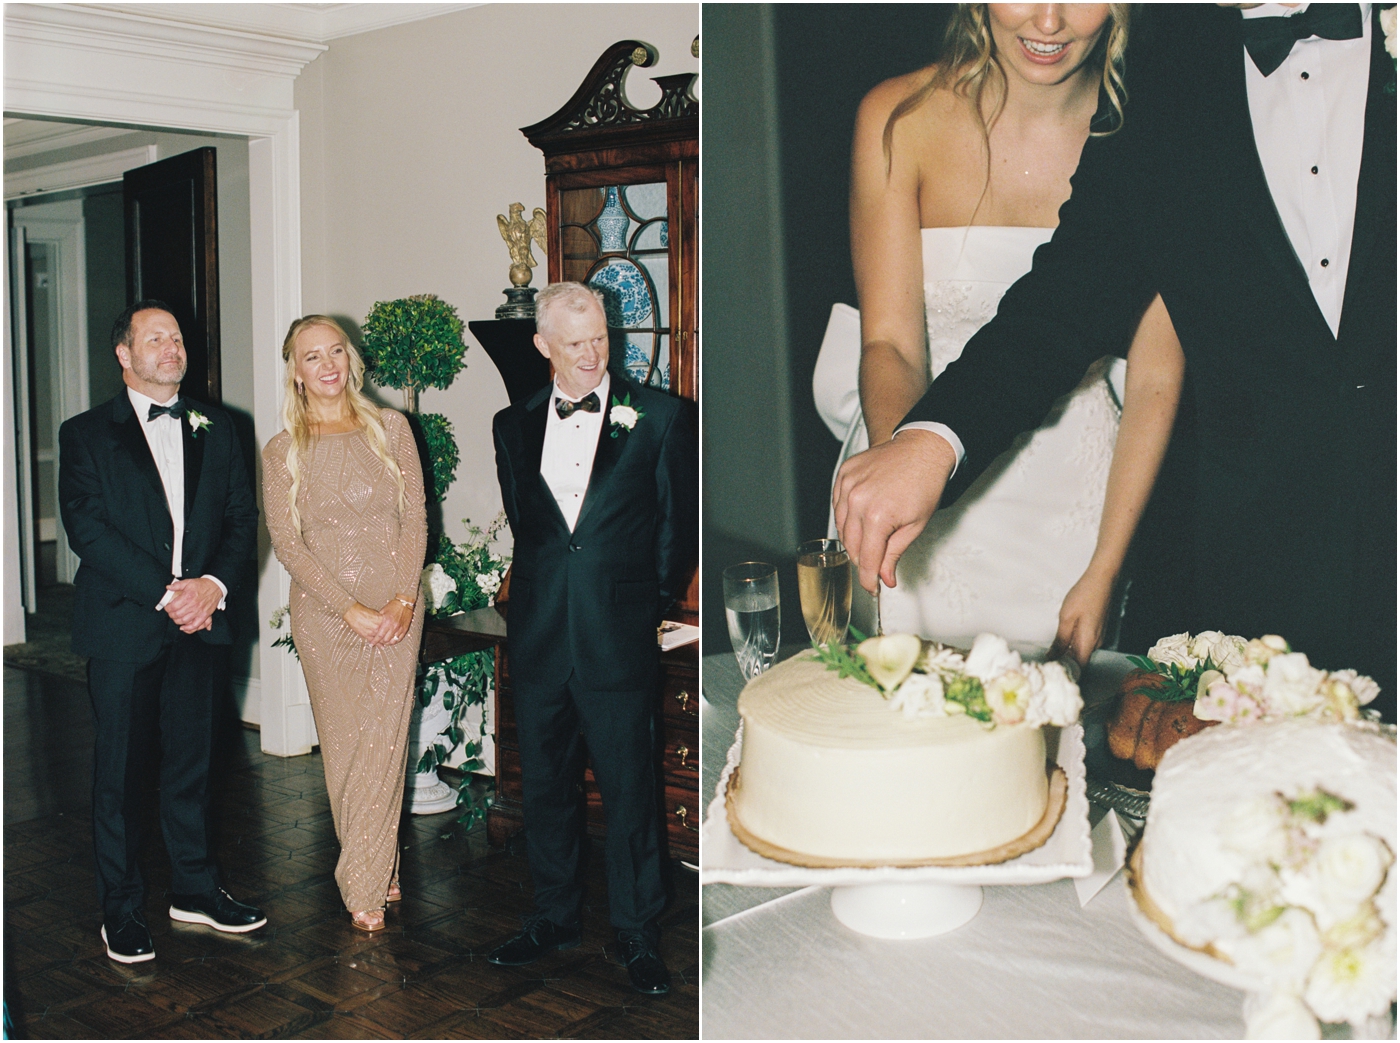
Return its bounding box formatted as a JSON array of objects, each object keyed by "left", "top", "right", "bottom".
[{"left": 700, "top": 652, "right": 1248, "bottom": 1039}]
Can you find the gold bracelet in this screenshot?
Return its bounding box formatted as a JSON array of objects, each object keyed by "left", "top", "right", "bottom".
[{"left": 394, "top": 595, "right": 415, "bottom": 610}]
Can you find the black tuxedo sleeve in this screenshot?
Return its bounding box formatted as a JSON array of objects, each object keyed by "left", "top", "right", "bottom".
[
  {"left": 653, "top": 398, "right": 698, "bottom": 619},
  {"left": 59, "top": 417, "right": 172, "bottom": 607},
  {"left": 203, "top": 414, "right": 258, "bottom": 597},
  {"left": 904, "top": 82, "right": 1161, "bottom": 502}
]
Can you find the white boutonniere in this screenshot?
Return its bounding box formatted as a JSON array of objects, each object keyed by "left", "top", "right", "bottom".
[
  {"left": 187, "top": 409, "right": 212, "bottom": 438},
  {"left": 1381, "top": 7, "right": 1397, "bottom": 60},
  {"left": 608, "top": 394, "right": 644, "bottom": 438}
]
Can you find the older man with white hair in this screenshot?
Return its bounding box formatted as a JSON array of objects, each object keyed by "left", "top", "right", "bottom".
[{"left": 486, "top": 282, "right": 697, "bottom": 995}]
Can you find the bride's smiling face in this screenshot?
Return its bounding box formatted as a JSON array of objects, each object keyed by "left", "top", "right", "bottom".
[{"left": 987, "top": 5, "right": 1112, "bottom": 86}]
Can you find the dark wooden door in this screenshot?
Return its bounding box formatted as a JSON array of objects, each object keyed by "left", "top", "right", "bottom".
[{"left": 123, "top": 147, "right": 221, "bottom": 404}]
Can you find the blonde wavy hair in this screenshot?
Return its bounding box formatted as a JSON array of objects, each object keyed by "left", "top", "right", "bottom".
[
  {"left": 883, "top": 4, "right": 1131, "bottom": 163},
  {"left": 280, "top": 315, "right": 404, "bottom": 533}
]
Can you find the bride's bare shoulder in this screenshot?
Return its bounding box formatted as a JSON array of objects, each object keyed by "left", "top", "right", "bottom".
[{"left": 855, "top": 64, "right": 978, "bottom": 158}]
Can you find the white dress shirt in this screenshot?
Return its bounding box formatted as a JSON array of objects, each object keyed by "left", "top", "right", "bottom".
[
  {"left": 900, "top": 2, "right": 1372, "bottom": 462},
  {"left": 127, "top": 387, "right": 226, "bottom": 611},
  {"left": 541, "top": 372, "right": 610, "bottom": 532}
]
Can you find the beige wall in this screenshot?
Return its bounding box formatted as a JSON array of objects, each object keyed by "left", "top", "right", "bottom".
[{"left": 295, "top": 3, "right": 699, "bottom": 546}]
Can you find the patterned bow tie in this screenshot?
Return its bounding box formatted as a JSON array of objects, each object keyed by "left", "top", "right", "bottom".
[
  {"left": 1241, "top": 4, "right": 1363, "bottom": 77},
  {"left": 555, "top": 392, "right": 600, "bottom": 419},
  {"left": 147, "top": 399, "right": 186, "bottom": 422}
]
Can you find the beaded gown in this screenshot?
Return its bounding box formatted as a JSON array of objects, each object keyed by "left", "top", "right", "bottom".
[
  {"left": 263, "top": 409, "right": 427, "bottom": 913},
  {"left": 814, "top": 226, "right": 1127, "bottom": 653}
]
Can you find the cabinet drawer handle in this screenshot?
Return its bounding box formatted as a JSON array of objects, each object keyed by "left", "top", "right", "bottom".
[
  {"left": 674, "top": 804, "right": 697, "bottom": 832},
  {"left": 674, "top": 689, "right": 695, "bottom": 716},
  {"left": 675, "top": 744, "right": 690, "bottom": 767}
]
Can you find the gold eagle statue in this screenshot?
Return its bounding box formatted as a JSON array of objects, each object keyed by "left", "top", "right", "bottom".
[{"left": 497, "top": 203, "right": 548, "bottom": 287}]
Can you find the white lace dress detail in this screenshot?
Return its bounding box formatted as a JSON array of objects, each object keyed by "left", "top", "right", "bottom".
[{"left": 818, "top": 226, "right": 1125, "bottom": 654}]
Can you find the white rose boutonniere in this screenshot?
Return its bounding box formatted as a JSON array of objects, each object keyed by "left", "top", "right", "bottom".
[
  {"left": 1381, "top": 6, "right": 1396, "bottom": 60},
  {"left": 187, "top": 408, "right": 212, "bottom": 438},
  {"left": 608, "top": 393, "right": 645, "bottom": 438}
]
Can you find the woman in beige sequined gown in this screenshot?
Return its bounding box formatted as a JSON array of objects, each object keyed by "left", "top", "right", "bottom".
[{"left": 262, "top": 316, "right": 426, "bottom": 932}]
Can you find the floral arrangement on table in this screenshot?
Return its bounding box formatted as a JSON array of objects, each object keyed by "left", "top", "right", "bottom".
[
  {"left": 1130, "top": 632, "right": 1381, "bottom": 724},
  {"left": 415, "top": 513, "right": 511, "bottom": 831},
  {"left": 815, "top": 631, "right": 1082, "bottom": 728},
  {"left": 1171, "top": 785, "right": 1395, "bottom": 1035}
]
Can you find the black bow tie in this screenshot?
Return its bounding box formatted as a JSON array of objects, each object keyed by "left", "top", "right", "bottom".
[
  {"left": 555, "top": 392, "right": 600, "bottom": 419},
  {"left": 147, "top": 399, "right": 186, "bottom": 422},
  {"left": 1241, "top": 4, "right": 1363, "bottom": 76}
]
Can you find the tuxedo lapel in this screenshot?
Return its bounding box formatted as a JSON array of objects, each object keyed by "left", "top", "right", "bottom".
[
  {"left": 1216, "top": 14, "right": 1336, "bottom": 343},
  {"left": 1339, "top": 11, "right": 1396, "bottom": 332},
  {"left": 519, "top": 386, "right": 570, "bottom": 533},
  {"left": 182, "top": 400, "right": 205, "bottom": 522},
  {"left": 111, "top": 393, "right": 169, "bottom": 510},
  {"left": 573, "top": 378, "right": 630, "bottom": 535}
]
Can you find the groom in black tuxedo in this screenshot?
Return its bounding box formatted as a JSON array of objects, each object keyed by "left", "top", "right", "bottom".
[
  {"left": 836, "top": 4, "right": 1395, "bottom": 719},
  {"left": 58, "top": 301, "right": 264, "bottom": 963},
  {"left": 488, "top": 282, "right": 697, "bottom": 994}
]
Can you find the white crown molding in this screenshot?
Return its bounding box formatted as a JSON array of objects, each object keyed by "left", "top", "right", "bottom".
[
  {"left": 3, "top": 118, "right": 132, "bottom": 160},
  {"left": 4, "top": 143, "right": 155, "bottom": 199},
  {"left": 24, "top": 3, "right": 483, "bottom": 45},
  {"left": 4, "top": 4, "right": 328, "bottom": 79}
]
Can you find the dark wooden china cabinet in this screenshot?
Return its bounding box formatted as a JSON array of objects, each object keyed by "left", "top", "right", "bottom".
[{"left": 485, "top": 40, "right": 700, "bottom": 861}]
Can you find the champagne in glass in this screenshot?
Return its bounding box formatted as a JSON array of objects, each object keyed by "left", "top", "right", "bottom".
[
  {"left": 722, "top": 562, "right": 781, "bottom": 679},
  {"left": 797, "top": 538, "right": 852, "bottom": 647}
]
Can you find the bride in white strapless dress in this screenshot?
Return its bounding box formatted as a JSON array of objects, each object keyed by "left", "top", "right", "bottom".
[
  {"left": 814, "top": 227, "right": 1127, "bottom": 652},
  {"left": 822, "top": 5, "right": 1183, "bottom": 664}
]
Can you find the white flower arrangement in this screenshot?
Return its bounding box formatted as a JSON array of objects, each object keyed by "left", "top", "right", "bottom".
[
  {"left": 420, "top": 562, "right": 458, "bottom": 614},
  {"left": 816, "top": 632, "right": 1082, "bottom": 728},
  {"left": 187, "top": 408, "right": 212, "bottom": 438},
  {"left": 1177, "top": 786, "right": 1396, "bottom": 1034},
  {"left": 1193, "top": 638, "right": 1379, "bottom": 726}
]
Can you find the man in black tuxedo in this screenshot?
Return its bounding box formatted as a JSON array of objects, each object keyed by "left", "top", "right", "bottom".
[
  {"left": 487, "top": 282, "right": 697, "bottom": 994},
  {"left": 835, "top": 4, "right": 1395, "bottom": 719},
  {"left": 59, "top": 301, "right": 264, "bottom": 963}
]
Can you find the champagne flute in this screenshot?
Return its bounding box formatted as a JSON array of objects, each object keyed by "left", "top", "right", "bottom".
[
  {"left": 797, "top": 538, "right": 852, "bottom": 647},
  {"left": 723, "top": 562, "right": 781, "bottom": 679}
]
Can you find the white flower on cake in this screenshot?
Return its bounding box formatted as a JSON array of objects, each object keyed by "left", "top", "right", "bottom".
[
  {"left": 1147, "top": 632, "right": 1196, "bottom": 669},
  {"left": 1220, "top": 906, "right": 1323, "bottom": 992},
  {"left": 1243, "top": 992, "right": 1321, "bottom": 1040},
  {"left": 889, "top": 670, "right": 945, "bottom": 719},
  {"left": 963, "top": 633, "right": 1023, "bottom": 682},
  {"left": 984, "top": 670, "right": 1030, "bottom": 725},
  {"left": 1329, "top": 669, "right": 1380, "bottom": 709},
  {"left": 421, "top": 562, "right": 457, "bottom": 613},
  {"left": 1262, "top": 653, "right": 1328, "bottom": 715},
  {"left": 1244, "top": 634, "right": 1291, "bottom": 666},
  {"left": 1304, "top": 939, "right": 1398, "bottom": 1024},
  {"left": 1224, "top": 797, "right": 1291, "bottom": 864},
  {"left": 816, "top": 631, "right": 1080, "bottom": 728},
  {"left": 1189, "top": 630, "right": 1247, "bottom": 672},
  {"left": 1305, "top": 835, "right": 1393, "bottom": 924},
  {"left": 1024, "top": 660, "right": 1081, "bottom": 728}
]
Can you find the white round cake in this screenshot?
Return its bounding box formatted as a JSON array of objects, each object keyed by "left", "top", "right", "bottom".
[
  {"left": 731, "top": 653, "right": 1050, "bottom": 862},
  {"left": 1138, "top": 718, "right": 1397, "bottom": 1028}
]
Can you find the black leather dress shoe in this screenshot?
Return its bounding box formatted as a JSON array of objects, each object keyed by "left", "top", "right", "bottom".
[
  {"left": 101, "top": 910, "right": 155, "bottom": 964},
  {"left": 485, "top": 917, "right": 582, "bottom": 966},
  {"left": 618, "top": 931, "right": 671, "bottom": 995},
  {"left": 169, "top": 887, "right": 267, "bottom": 933}
]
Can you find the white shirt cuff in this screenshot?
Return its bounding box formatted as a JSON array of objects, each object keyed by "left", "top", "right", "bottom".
[
  {"left": 892, "top": 421, "right": 965, "bottom": 478},
  {"left": 155, "top": 589, "right": 174, "bottom": 611},
  {"left": 203, "top": 574, "right": 229, "bottom": 611}
]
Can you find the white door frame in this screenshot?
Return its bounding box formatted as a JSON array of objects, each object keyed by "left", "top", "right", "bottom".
[
  {"left": 5, "top": 3, "right": 327, "bottom": 756},
  {"left": 10, "top": 199, "right": 90, "bottom": 585}
]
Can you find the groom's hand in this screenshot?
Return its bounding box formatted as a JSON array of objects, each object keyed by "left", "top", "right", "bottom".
[
  {"left": 163, "top": 577, "right": 222, "bottom": 633},
  {"left": 833, "top": 430, "right": 956, "bottom": 594}
]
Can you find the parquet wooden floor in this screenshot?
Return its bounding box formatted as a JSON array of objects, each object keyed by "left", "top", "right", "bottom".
[{"left": 4, "top": 665, "right": 699, "bottom": 1040}]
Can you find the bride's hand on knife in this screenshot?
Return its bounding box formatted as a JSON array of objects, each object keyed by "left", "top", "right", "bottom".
[
  {"left": 833, "top": 430, "right": 956, "bottom": 594},
  {"left": 1050, "top": 567, "right": 1116, "bottom": 666}
]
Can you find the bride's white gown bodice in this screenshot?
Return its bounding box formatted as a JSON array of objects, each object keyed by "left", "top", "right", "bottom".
[{"left": 814, "top": 226, "right": 1126, "bottom": 653}]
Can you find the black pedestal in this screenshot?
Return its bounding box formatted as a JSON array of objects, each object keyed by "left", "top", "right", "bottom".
[{"left": 468, "top": 319, "right": 552, "bottom": 405}]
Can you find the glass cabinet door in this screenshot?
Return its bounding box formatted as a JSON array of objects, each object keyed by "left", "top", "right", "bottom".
[{"left": 559, "top": 181, "right": 672, "bottom": 391}]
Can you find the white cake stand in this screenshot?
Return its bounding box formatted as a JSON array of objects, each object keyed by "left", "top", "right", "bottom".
[{"left": 700, "top": 722, "right": 1093, "bottom": 940}]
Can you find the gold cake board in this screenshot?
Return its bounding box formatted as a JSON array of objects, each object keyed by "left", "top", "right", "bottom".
[{"left": 726, "top": 762, "right": 1067, "bottom": 870}]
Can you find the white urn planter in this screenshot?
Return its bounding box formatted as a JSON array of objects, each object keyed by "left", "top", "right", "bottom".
[{"left": 404, "top": 668, "right": 460, "bottom": 815}]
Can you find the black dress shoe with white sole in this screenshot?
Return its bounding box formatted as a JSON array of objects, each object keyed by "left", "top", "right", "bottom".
[
  {"left": 101, "top": 911, "right": 155, "bottom": 963},
  {"left": 169, "top": 887, "right": 267, "bottom": 933}
]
